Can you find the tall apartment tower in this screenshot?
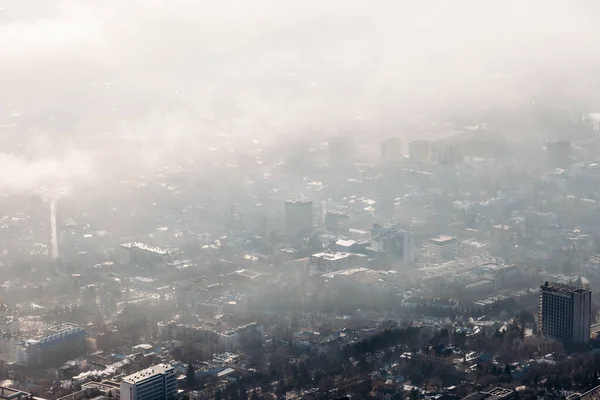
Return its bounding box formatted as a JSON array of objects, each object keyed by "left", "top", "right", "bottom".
[
  {"left": 381, "top": 137, "right": 403, "bottom": 163},
  {"left": 120, "top": 364, "right": 177, "bottom": 400},
  {"left": 409, "top": 139, "right": 432, "bottom": 164},
  {"left": 539, "top": 282, "right": 592, "bottom": 344},
  {"left": 545, "top": 140, "right": 572, "bottom": 169},
  {"left": 285, "top": 200, "right": 313, "bottom": 239},
  {"left": 371, "top": 223, "right": 415, "bottom": 263},
  {"left": 328, "top": 133, "right": 355, "bottom": 167}
]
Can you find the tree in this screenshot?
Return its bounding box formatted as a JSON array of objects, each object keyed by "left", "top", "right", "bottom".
[
  {"left": 215, "top": 390, "right": 223, "bottom": 400},
  {"left": 186, "top": 361, "right": 196, "bottom": 388}
]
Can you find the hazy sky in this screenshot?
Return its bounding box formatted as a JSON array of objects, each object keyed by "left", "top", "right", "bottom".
[{"left": 0, "top": 0, "right": 599, "bottom": 189}]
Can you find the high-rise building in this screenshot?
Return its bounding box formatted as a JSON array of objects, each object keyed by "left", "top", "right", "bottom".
[
  {"left": 15, "top": 323, "right": 86, "bottom": 367},
  {"left": 381, "top": 137, "right": 403, "bottom": 163},
  {"left": 545, "top": 140, "right": 572, "bottom": 169},
  {"left": 370, "top": 223, "right": 414, "bottom": 263},
  {"left": 429, "top": 235, "right": 458, "bottom": 263},
  {"left": 409, "top": 140, "right": 432, "bottom": 164},
  {"left": 539, "top": 282, "right": 592, "bottom": 344},
  {"left": 432, "top": 141, "right": 458, "bottom": 164},
  {"left": 328, "top": 133, "right": 355, "bottom": 167},
  {"left": 324, "top": 211, "right": 350, "bottom": 233},
  {"left": 285, "top": 200, "right": 313, "bottom": 239},
  {"left": 120, "top": 364, "right": 177, "bottom": 400}
]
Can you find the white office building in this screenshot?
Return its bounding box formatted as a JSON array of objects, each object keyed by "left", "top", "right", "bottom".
[
  {"left": 429, "top": 236, "right": 458, "bottom": 263},
  {"left": 120, "top": 364, "right": 177, "bottom": 400},
  {"left": 309, "top": 252, "right": 365, "bottom": 276}
]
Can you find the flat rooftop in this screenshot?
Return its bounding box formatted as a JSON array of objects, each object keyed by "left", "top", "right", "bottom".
[
  {"left": 484, "top": 387, "right": 514, "bottom": 397},
  {"left": 430, "top": 235, "right": 457, "bottom": 244},
  {"left": 285, "top": 199, "right": 312, "bottom": 205},
  {"left": 311, "top": 252, "right": 352, "bottom": 261},
  {"left": 122, "top": 364, "right": 174, "bottom": 385},
  {"left": 0, "top": 386, "right": 31, "bottom": 399},
  {"left": 121, "top": 242, "right": 173, "bottom": 255},
  {"left": 540, "top": 282, "right": 590, "bottom": 295}
]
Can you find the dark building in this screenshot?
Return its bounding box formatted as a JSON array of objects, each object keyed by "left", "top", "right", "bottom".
[{"left": 539, "top": 282, "right": 592, "bottom": 344}]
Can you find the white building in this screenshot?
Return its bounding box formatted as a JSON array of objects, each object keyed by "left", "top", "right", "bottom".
[
  {"left": 539, "top": 282, "right": 591, "bottom": 344},
  {"left": 309, "top": 252, "right": 364, "bottom": 276},
  {"left": 120, "top": 364, "right": 177, "bottom": 400},
  {"left": 15, "top": 323, "right": 86, "bottom": 367},
  {"left": 429, "top": 236, "right": 458, "bottom": 263},
  {"left": 119, "top": 242, "right": 175, "bottom": 268}
]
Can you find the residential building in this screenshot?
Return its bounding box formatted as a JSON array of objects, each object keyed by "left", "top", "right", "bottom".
[
  {"left": 429, "top": 236, "right": 458, "bottom": 263},
  {"left": 82, "top": 381, "right": 120, "bottom": 398},
  {"left": 285, "top": 200, "right": 313, "bottom": 239},
  {"left": 328, "top": 133, "right": 355, "bottom": 167},
  {"left": 119, "top": 242, "right": 175, "bottom": 268},
  {"left": 409, "top": 140, "right": 432, "bottom": 164},
  {"left": 218, "top": 322, "right": 263, "bottom": 351},
  {"left": 480, "top": 388, "right": 514, "bottom": 400},
  {"left": 381, "top": 137, "right": 403, "bottom": 162},
  {"left": 545, "top": 140, "right": 571, "bottom": 169},
  {"left": 539, "top": 282, "right": 592, "bottom": 344},
  {"left": 432, "top": 141, "right": 458, "bottom": 164},
  {"left": 417, "top": 345, "right": 455, "bottom": 365},
  {"left": 491, "top": 224, "right": 515, "bottom": 251},
  {"left": 120, "top": 364, "right": 177, "bottom": 400},
  {"left": 371, "top": 223, "right": 414, "bottom": 263},
  {"left": 324, "top": 210, "right": 350, "bottom": 233},
  {"left": 292, "top": 330, "right": 348, "bottom": 356},
  {"left": 15, "top": 323, "right": 86, "bottom": 367}
]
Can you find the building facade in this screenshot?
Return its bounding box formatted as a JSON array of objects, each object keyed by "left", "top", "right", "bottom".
[
  {"left": 429, "top": 236, "right": 458, "bottom": 263},
  {"left": 381, "top": 137, "right": 403, "bottom": 163},
  {"left": 218, "top": 322, "right": 263, "bottom": 351},
  {"left": 539, "top": 282, "right": 592, "bottom": 344},
  {"left": 324, "top": 210, "right": 350, "bottom": 233},
  {"left": 309, "top": 252, "right": 363, "bottom": 276},
  {"left": 409, "top": 140, "right": 432, "bottom": 164},
  {"left": 328, "top": 133, "right": 355, "bottom": 167},
  {"left": 370, "top": 223, "right": 414, "bottom": 263},
  {"left": 15, "top": 323, "right": 86, "bottom": 367},
  {"left": 119, "top": 242, "right": 175, "bottom": 268},
  {"left": 285, "top": 200, "right": 313, "bottom": 239},
  {"left": 120, "top": 364, "right": 177, "bottom": 400}
]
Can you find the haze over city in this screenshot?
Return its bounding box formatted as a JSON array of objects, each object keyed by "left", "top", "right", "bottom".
[{"left": 2, "top": 1, "right": 600, "bottom": 400}]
